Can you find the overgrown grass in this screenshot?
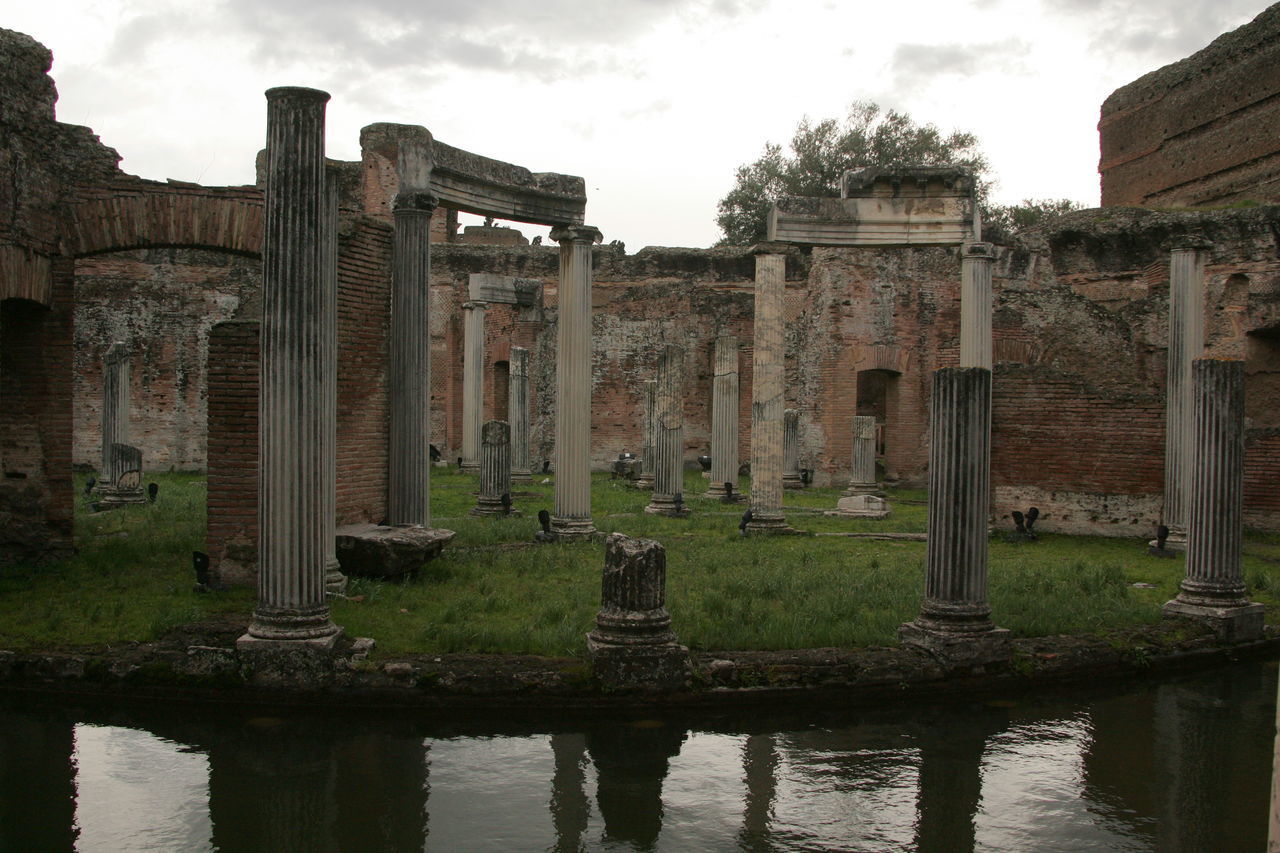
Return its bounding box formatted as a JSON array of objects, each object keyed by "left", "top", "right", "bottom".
[{"left": 2, "top": 469, "right": 1277, "bottom": 658}]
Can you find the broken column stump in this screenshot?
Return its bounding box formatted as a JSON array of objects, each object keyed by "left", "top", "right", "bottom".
[{"left": 587, "top": 533, "right": 689, "bottom": 690}]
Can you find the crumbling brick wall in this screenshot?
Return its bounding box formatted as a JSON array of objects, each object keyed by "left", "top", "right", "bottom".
[{"left": 1100, "top": 4, "right": 1280, "bottom": 208}]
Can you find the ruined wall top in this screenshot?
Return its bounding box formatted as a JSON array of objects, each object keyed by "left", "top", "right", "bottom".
[{"left": 1099, "top": 3, "right": 1280, "bottom": 208}]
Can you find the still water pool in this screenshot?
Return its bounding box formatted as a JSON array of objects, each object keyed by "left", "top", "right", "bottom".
[{"left": 1, "top": 660, "right": 1275, "bottom": 852}]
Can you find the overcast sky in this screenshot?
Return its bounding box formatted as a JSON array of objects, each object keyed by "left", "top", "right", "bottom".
[{"left": 7, "top": 0, "right": 1268, "bottom": 248}]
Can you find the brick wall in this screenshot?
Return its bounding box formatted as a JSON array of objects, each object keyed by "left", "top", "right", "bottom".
[{"left": 205, "top": 320, "right": 258, "bottom": 585}]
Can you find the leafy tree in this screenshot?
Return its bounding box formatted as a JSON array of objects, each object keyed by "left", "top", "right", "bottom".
[{"left": 715, "top": 101, "right": 991, "bottom": 245}]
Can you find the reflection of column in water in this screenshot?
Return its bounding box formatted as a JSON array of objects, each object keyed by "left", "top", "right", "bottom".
[
  {"left": 586, "top": 722, "right": 686, "bottom": 847},
  {"left": 550, "top": 733, "right": 590, "bottom": 851},
  {"left": 207, "top": 719, "right": 338, "bottom": 851},
  {"left": 1154, "top": 667, "right": 1274, "bottom": 853},
  {"left": 737, "top": 734, "right": 778, "bottom": 852},
  {"left": 912, "top": 706, "right": 1007, "bottom": 853},
  {"left": 0, "top": 713, "right": 77, "bottom": 851},
  {"left": 332, "top": 732, "right": 429, "bottom": 851}
]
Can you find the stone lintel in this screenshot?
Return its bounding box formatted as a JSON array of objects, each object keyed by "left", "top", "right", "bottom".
[
  {"left": 361, "top": 124, "right": 587, "bottom": 226},
  {"left": 586, "top": 637, "right": 690, "bottom": 691},
  {"left": 468, "top": 273, "right": 544, "bottom": 306},
  {"left": 768, "top": 196, "right": 972, "bottom": 246},
  {"left": 898, "top": 621, "right": 1011, "bottom": 668},
  {"left": 335, "top": 523, "right": 455, "bottom": 580},
  {"left": 1162, "top": 600, "right": 1265, "bottom": 642}
]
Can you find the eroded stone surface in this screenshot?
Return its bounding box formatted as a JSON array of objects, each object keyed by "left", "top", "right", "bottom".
[{"left": 335, "top": 523, "right": 455, "bottom": 580}]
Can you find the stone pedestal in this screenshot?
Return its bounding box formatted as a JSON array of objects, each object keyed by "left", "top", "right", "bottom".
[
  {"left": 509, "top": 347, "right": 532, "bottom": 482},
  {"left": 843, "top": 416, "right": 882, "bottom": 496},
  {"left": 587, "top": 533, "right": 689, "bottom": 690},
  {"left": 473, "top": 420, "right": 515, "bottom": 516},
  {"left": 460, "top": 300, "right": 487, "bottom": 472},
  {"left": 239, "top": 86, "right": 341, "bottom": 649},
  {"left": 645, "top": 345, "right": 689, "bottom": 517},
  {"left": 387, "top": 128, "right": 438, "bottom": 530},
  {"left": 98, "top": 341, "right": 130, "bottom": 489},
  {"left": 549, "top": 225, "right": 602, "bottom": 540},
  {"left": 335, "top": 523, "right": 455, "bottom": 580},
  {"left": 782, "top": 408, "right": 803, "bottom": 489},
  {"left": 95, "top": 442, "right": 145, "bottom": 508},
  {"left": 321, "top": 165, "right": 346, "bottom": 595},
  {"left": 1162, "top": 359, "right": 1264, "bottom": 641},
  {"left": 634, "top": 379, "right": 657, "bottom": 490},
  {"left": 959, "top": 242, "right": 993, "bottom": 370},
  {"left": 1160, "top": 243, "right": 1207, "bottom": 550},
  {"left": 746, "top": 247, "right": 789, "bottom": 533},
  {"left": 706, "top": 335, "right": 740, "bottom": 498},
  {"left": 899, "top": 368, "right": 1009, "bottom": 667}
]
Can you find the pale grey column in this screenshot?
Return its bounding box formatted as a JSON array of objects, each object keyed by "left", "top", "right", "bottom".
[
  {"left": 782, "top": 408, "right": 802, "bottom": 489},
  {"left": 634, "top": 379, "right": 657, "bottom": 490},
  {"left": 509, "top": 346, "right": 532, "bottom": 482},
  {"left": 472, "top": 420, "right": 512, "bottom": 516},
  {"left": 1163, "top": 358, "right": 1263, "bottom": 640},
  {"left": 321, "top": 165, "right": 345, "bottom": 595},
  {"left": 241, "top": 86, "right": 340, "bottom": 647},
  {"left": 387, "top": 128, "right": 437, "bottom": 529},
  {"left": 899, "top": 367, "right": 1008, "bottom": 665},
  {"left": 645, "top": 344, "right": 688, "bottom": 516},
  {"left": 548, "top": 224, "right": 602, "bottom": 539},
  {"left": 844, "top": 415, "right": 881, "bottom": 496},
  {"left": 747, "top": 247, "right": 788, "bottom": 532},
  {"left": 959, "top": 242, "right": 993, "bottom": 370},
  {"left": 99, "top": 341, "right": 130, "bottom": 486},
  {"left": 706, "top": 335, "right": 739, "bottom": 498},
  {"left": 1162, "top": 244, "right": 1207, "bottom": 546},
  {"left": 460, "top": 300, "right": 488, "bottom": 472}
]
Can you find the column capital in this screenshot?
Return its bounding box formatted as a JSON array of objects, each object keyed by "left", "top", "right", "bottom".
[
  {"left": 1165, "top": 234, "right": 1213, "bottom": 252},
  {"left": 750, "top": 241, "right": 791, "bottom": 256},
  {"left": 550, "top": 224, "right": 602, "bottom": 245},
  {"left": 962, "top": 241, "right": 994, "bottom": 259},
  {"left": 265, "top": 86, "right": 331, "bottom": 106},
  {"left": 393, "top": 192, "right": 440, "bottom": 214},
  {"left": 461, "top": 300, "right": 488, "bottom": 311}
]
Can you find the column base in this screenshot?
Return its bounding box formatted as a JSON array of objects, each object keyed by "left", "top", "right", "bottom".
[
  {"left": 587, "top": 635, "right": 690, "bottom": 690},
  {"left": 324, "top": 558, "right": 348, "bottom": 596},
  {"left": 551, "top": 517, "right": 597, "bottom": 540},
  {"left": 240, "top": 605, "right": 343, "bottom": 647},
  {"left": 511, "top": 470, "right": 533, "bottom": 483},
  {"left": 459, "top": 461, "right": 480, "bottom": 473},
  {"left": 842, "top": 484, "right": 885, "bottom": 498},
  {"left": 1162, "top": 599, "right": 1265, "bottom": 642},
  {"left": 632, "top": 476, "right": 655, "bottom": 490},
  {"left": 898, "top": 620, "right": 1011, "bottom": 668},
  {"left": 1148, "top": 527, "right": 1187, "bottom": 552},
  {"left": 92, "top": 488, "right": 147, "bottom": 510},
  {"left": 744, "top": 513, "right": 801, "bottom": 535},
  {"left": 782, "top": 475, "right": 804, "bottom": 490},
  {"left": 644, "top": 497, "right": 690, "bottom": 517},
  {"left": 471, "top": 499, "right": 520, "bottom": 517},
  {"left": 237, "top": 629, "right": 342, "bottom": 652}
]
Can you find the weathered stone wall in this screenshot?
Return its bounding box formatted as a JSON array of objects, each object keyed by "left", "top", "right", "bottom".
[
  {"left": 1100, "top": 3, "right": 1280, "bottom": 208},
  {"left": 72, "top": 249, "right": 261, "bottom": 471}
]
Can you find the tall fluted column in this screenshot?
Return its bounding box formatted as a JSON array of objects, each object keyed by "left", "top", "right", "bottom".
[
  {"left": 460, "top": 300, "right": 488, "bottom": 471},
  {"left": 634, "top": 379, "right": 657, "bottom": 490},
  {"left": 1163, "top": 359, "right": 1263, "bottom": 640},
  {"left": 959, "top": 242, "right": 994, "bottom": 369},
  {"left": 899, "top": 367, "right": 1008, "bottom": 665},
  {"left": 1162, "top": 244, "right": 1207, "bottom": 547},
  {"left": 472, "top": 420, "right": 513, "bottom": 516},
  {"left": 843, "top": 415, "right": 881, "bottom": 496},
  {"left": 321, "top": 165, "right": 345, "bottom": 594},
  {"left": 645, "top": 345, "right": 688, "bottom": 517},
  {"left": 387, "top": 129, "right": 438, "bottom": 528},
  {"left": 241, "top": 86, "right": 340, "bottom": 647},
  {"left": 549, "top": 224, "right": 602, "bottom": 539},
  {"left": 782, "top": 408, "right": 803, "bottom": 489},
  {"left": 99, "top": 341, "right": 130, "bottom": 486},
  {"left": 509, "top": 346, "right": 532, "bottom": 482},
  {"left": 706, "top": 335, "right": 740, "bottom": 498},
  {"left": 747, "top": 246, "right": 788, "bottom": 532}
]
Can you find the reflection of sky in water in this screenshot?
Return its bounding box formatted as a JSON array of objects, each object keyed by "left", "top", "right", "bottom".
[{"left": 72, "top": 724, "right": 212, "bottom": 853}]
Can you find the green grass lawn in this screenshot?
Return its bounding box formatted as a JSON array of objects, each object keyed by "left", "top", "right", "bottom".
[{"left": 1, "top": 469, "right": 1277, "bottom": 657}]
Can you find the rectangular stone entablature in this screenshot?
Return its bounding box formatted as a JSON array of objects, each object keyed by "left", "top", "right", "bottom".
[
  {"left": 769, "top": 195, "right": 972, "bottom": 246},
  {"left": 468, "top": 273, "right": 543, "bottom": 306},
  {"left": 360, "top": 123, "right": 587, "bottom": 226}
]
